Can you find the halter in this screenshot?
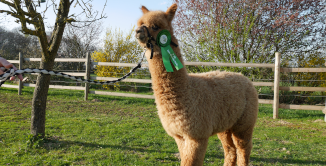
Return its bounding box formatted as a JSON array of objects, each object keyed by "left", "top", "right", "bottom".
[
  {"left": 142, "top": 25, "right": 155, "bottom": 59},
  {"left": 141, "top": 25, "right": 178, "bottom": 59}
]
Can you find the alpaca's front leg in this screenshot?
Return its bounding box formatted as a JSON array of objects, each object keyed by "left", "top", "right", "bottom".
[
  {"left": 174, "top": 135, "right": 185, "bottom": 160},
  {"left": 179, "top": 138, "right": 208, "bottom": 166}
]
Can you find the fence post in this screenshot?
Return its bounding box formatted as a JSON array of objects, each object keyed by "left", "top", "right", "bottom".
[
  {"left": 323, "top": 103, "right": 326, "bottom": 122},
  {"left": 18, "top": 52, "right": 23, "bottom": 95},
  {"left": 273, "top": 52, "right": 281, "bottom": 119},
  {"left": 84, "top": 52, "right": 90, "bottom": 101}
]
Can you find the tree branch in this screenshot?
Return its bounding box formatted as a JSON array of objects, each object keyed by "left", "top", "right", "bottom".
[
  {"left": 0, "top": 0, "right": 15, "bottom": 8},
  {"left": 21, "top": 0, "right": 49, "bottom": 60},
  {"left": 48, "top": 0, "right": 72, "bottom": 56},
  {"left": 0, "top": 9, "right": 38, "bottom": 36}
]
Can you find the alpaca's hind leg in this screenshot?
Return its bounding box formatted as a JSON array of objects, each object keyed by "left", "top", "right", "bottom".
[
  {"left": 179, "top": 138, "right": 208, "bottom": 166},
  {"left": 217, "top": 130, "right": 237, "bottom": 166},
  {"left": 231, "top": 128, "right": 254, "bottom": 166}
]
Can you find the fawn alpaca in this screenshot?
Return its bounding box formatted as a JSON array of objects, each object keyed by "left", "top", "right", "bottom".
[{"left": 135, "top": 4, "right": 258, "bottom": 166}]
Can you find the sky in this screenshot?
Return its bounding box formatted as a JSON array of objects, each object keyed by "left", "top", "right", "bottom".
[{"left": 0, "top": 0, "right": 174, "bottom": 35}]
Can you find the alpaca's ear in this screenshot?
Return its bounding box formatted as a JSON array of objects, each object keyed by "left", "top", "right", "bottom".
[
  {"left": 165, "top": 3, "right": 177, "bottom": 22},
  {"left": 141, "top": 6, "right": 149, "bottom": 14}
]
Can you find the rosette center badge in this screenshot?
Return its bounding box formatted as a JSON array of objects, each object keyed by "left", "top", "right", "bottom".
[{"left": 160, "top": 35, "right": 168, "bottom": 44}]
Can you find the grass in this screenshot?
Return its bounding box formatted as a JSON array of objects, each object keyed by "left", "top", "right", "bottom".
[{"left": 1, "top": 87, "right": 326, "bottom": 165}]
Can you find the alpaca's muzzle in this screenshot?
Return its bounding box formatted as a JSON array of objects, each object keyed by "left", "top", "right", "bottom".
[{"left": 135, "top": 26, "right": 147, "bottom": 42}]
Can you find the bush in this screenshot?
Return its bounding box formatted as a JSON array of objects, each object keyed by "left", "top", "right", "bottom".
[{"left": 91, "top": 26, "right": 143, "bottom": 90}]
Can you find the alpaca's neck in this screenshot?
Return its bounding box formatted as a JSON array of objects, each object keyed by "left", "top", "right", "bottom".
[{"left": 146, "top": 39, "right": 188, "bottom": 99}]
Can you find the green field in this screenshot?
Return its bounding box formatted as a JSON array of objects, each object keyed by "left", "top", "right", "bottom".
[{"left": 1, "top": 87, "right": 326, "bottom": 165}]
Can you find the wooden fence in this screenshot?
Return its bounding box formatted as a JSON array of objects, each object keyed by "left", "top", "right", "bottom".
[{"left": 2, "top": 52, "right": 326, "bottom": 122}]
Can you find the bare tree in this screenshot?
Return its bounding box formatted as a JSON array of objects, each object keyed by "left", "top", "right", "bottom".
[
  {"left": 58, "top": 20, "right": 103, "bottom": 71},
  {"left": 0, "top": 0, "right": 107, "bottom": 137}
]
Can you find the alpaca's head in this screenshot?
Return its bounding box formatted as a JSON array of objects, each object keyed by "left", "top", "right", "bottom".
[{"left": 135, "top": 4, "right": 177, "bottom": 54}]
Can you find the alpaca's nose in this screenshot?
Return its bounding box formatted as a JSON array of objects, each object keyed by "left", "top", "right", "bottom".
[
  {"left": 136, "top": 27, "right": 144, "bottom": 34},
  {"left": 135, "top": 27, "right": 146, "bottom": 41}
]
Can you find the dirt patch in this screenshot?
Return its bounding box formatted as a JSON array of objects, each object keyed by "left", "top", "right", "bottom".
[
  {"left": 277, "top": 120, "right": 292, "bottom": 126},
  {"left": 92, "top": 99, "right": 102, "bottom": 102},
  {"left": 280, "top": 140, "right": 295, "bottom": 145},
  {"left": 313, "top": 119, "right": 324, "bottom": 123},
  {"left": 173, "top": 153, "right": 181, "bottom": 160}
]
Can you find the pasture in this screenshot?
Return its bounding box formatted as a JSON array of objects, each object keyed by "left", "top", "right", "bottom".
[{"left": 1, "top": 87, "right": 326, "bottom": 165}]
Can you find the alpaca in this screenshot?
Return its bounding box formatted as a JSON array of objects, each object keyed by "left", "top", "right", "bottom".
[{"left": 135, "top": 4, "right": 258, "bottom": 166}]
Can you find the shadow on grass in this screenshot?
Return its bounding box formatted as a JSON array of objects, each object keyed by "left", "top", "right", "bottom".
[
  {"left": 44, "top": 139, "right": 326, "bottom": 165},
  {"left": 45, "top": 139, "right": 175, "bottom": 154},
  {"left": 251, "top": 156, "right": 326, "bottom": 165},
  {"left": 205, "top": 153, "right": 224, "bottom": 160}
]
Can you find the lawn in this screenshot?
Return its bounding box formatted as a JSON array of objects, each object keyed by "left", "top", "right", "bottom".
[{"left": 1, "top": 87, "right": 326, "bottom": 165}]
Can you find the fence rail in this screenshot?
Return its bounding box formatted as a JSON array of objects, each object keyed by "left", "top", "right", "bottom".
[{"left": 2, "top": 52, "right": 326, "bottom": 122}]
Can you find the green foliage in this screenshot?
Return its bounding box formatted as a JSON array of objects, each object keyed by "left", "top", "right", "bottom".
[
  {"left": 91, "top": 26, "right": 143, "bottom": 91},
  {"left": 277, "top": 52, "right": 326, "bottom": 105},
  {"left": 295, "top": 52, "right": 326, "bottom": 87}
]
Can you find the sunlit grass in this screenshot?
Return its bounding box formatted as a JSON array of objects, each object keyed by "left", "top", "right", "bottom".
[{"left": 1, "top": 87, "right": 325, "bottom": 165}]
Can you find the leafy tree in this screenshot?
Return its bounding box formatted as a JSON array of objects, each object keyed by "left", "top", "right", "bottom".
[
  {"left": 0, "top": 0, "right": 106, "bottom": 137},
  {"left": 0, "top": 27, "right": 42, "bottom": 71},
  {"left": 173, "top": 0, "right": 326, "bottom": 77},
  {"left": 92, "top": 26, "right": 143, "bottom": 90},
  {"left": 0, "top": 27, "right": 39, "bottom": 59}
]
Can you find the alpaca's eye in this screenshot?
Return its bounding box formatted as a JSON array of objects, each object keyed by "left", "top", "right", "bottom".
[{"left": 152, "top": 25, "right": 159, "bottom": 31}]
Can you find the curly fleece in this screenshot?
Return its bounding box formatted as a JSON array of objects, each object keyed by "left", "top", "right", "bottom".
[{"left": 136, "top": 4, "right": 258, "bottom": 166}]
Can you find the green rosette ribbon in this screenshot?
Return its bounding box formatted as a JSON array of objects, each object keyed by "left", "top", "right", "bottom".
[{"left": 156, "top": 30, "right": 183, "bottom": 72}]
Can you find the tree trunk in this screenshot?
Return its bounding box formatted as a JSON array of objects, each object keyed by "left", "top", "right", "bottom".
[
  {"left": 30, "top": 0, "right": 70, "bottom": 137},
  {"left": 30, "top": 60, "right": 54, "bottom": 137}
]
